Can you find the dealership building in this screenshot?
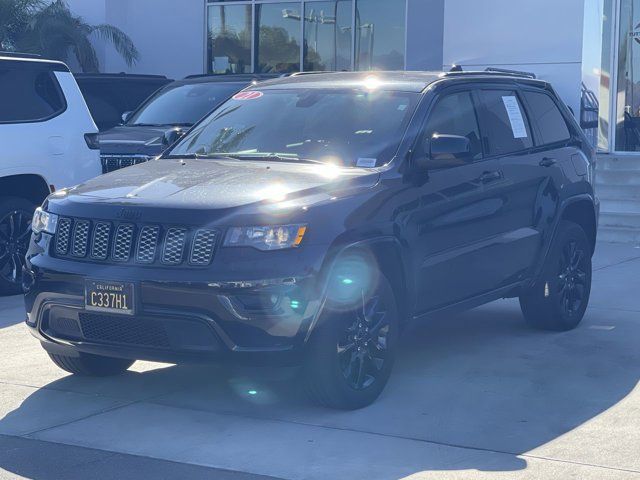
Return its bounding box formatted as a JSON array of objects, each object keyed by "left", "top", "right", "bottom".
[{"left": 67, "top": 0, "right": 640, "bottom": 243}]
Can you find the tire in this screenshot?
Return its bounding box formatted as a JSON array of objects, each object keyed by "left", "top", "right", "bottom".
[
  {"left": 520, "top": 220, "right": 592, "bottom": 331},
  {"left": 48, "top": 352, "right": 134, "bottom": 376},
  {"left": 0, "top": 197, "right": 36, "bottom": 295},
  {"left": 304, "top": 273, "right": 399, "bottom": 410}
]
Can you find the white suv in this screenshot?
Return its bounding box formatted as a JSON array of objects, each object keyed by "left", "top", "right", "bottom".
[{"left": 0, "top": 54, "right": 101, "bottom": 293}]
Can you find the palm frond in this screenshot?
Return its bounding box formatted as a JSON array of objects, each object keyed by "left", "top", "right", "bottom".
[{"left": 90, "top": 24, "right": 139, "bottom": 67}]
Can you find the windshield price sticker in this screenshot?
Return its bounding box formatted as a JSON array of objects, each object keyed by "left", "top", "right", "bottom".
[
  {"left": 357, "top": 158, "right": 377, "bottom": 168},
  {"left": 502, "top": 96, "right": 528, "bottom": 139},
  {"left": 233, "top": 91, "right": 264, "bottom": 101}
]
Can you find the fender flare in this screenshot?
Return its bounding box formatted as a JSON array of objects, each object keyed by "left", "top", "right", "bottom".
[
  {"left": 304, "top": 235, "right": 414, "bottom": 341},
  {"left": 529, "top": 193, "right": 597, "bottom": 286}
]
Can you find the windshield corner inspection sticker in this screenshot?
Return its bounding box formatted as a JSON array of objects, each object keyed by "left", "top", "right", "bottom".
[
  {"left": 233, "top": 91, "right": 263, "bottom": 101},
  {"left": 501, "top": 96, "right": 528, "bottom": 139}
]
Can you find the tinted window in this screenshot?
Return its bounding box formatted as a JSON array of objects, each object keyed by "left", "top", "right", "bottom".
[
  {"left": 523, "top": 90, "right": 571, "bottom": 145},
  {"left": 480, "top": 90, "right": 533, "bottom": 156},
  {"left": 419, "top": 91, "right": 483, "bottom": 165},
  {"left": 128, "top": 82, "right": 243, "bottom": 127},
  {"left": 169, "top": 89, "right": 419, "bottom": 167},
  {"left": 207, "top": 4, "right": 252, "bottom": 74},
  {"left": 0, "top": 65, "right": 65, "bottom": 123}
]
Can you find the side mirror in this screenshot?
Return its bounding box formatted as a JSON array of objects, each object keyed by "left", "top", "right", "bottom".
[
  {"left": 163, "top": 128, "right": 187, "bottom": 146},
  {"left": 121, "top": 111, "right": 132, "bottom": 124},
  {"left": 415, "top": 134, "right": 471, "bottom": 170}
]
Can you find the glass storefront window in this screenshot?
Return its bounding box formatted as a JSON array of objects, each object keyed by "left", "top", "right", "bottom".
[
  {"left": 615, "top": 0, "right": 640, "bottom": 151},
  {"left": 256, "top": 3, "right": 302, "bottom": 73},
  {"left": 355, "top": 0, "right": 406, "bottom": 71},
  {"left": 303, "top": 1, "right": 352, "bottom": 71},
  {"left": 207, "top": 4, "right": 252, "bottom": 74},
  {"left": 582, "top": 0, "right": 613, "bottom": 151}
]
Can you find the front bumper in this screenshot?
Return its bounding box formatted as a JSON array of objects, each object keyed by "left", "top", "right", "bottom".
[{"left": 25, "top": 236, "right": 328, "bottom": 366}]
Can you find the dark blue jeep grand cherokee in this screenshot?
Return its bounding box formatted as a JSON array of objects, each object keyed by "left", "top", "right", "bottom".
[{"left": 25, "top": 71, "right": 599, "bottom": 409}]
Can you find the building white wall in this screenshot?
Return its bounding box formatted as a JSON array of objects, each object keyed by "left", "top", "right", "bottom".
[
  {"left": 103, "top": 0, "right": 204, "bottom": 79},
  {"left": 442, "top": 0, "right": 586, "bottom": 116}
]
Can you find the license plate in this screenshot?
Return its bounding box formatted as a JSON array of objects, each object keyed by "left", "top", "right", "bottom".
[{"left": 85, "top": 280, "right": 135, "bottom": 315}]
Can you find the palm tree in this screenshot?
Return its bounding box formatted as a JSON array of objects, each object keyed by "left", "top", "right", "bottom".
[{"left": 0, "top": 0, "right": 139, "bottom": 72}]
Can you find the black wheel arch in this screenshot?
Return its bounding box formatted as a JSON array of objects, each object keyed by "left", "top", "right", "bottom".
[
  {"left": 0, "top": 174, "right": 50, "bottom": 206},
  {"left": 530, "top": 194, "right": 597, "bottom": 287},
  {"left": 310, "top": 236, "right": 414, "bottom": 338}
]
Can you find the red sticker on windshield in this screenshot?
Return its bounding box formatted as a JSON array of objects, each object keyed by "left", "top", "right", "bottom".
[{"left": 233, "top": 91, "right": 263, "bottom": 101}]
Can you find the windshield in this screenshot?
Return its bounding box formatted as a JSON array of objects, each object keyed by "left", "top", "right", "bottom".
[
  {"left": 167, "top": 88, "right": 419, "bottom": 167},
  {"left": 127, "top": 82, "right": 244, "bottom": 127}
]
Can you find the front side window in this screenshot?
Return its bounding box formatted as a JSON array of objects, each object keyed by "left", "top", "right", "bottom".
[
  {"left": 168, "top": 88, "right": 419, "bottom": 167},
  {"left": 522, "top": 91, "right": 571, "bottom": 146},
  {"left": 0, "top": 64, "right": 65, "bottom": 123},
  {"left": 479, "top": 90, "right": 533, "bottom": 156},
  {"left": 127, "top": 83, "right": 243, "bottom": 127},
  {"left": 416, "top": 91, "right": 483, "bottom": 167}
]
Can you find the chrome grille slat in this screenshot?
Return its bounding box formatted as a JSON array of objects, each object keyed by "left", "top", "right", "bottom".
[
  {"left": 90, "top": 222, "right": 111, "bottom": 260},
  {"left": 190, "top": 230, "right": 217, "bottom": 265},
  {"left": 136, "top": 226, "right": 160, "bottom": 264},
  {"left": 55, "top": 217, "right": 72, "bottom": 255},
  {"left": 112, "top": 224, "right": 135, "bottom": 262},
  {"left": 162, "top": 228, "right": 187, "bottom": 265},
  {"left": 100, "top": 155, "right": 152, "bottom": 174},
  {"left": 71, "top": 220, "right": 90, "bottom": 257},
  {"left": 53, "top": 217, "right": 217, "bottom": 268}
]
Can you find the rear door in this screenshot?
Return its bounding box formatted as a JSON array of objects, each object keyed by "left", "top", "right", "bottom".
[{"left": 476, "top": 87, "right": 566, "bottom": 287}]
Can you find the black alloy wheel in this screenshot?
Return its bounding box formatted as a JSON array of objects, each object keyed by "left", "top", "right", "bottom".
[
  {"left": 0, "top": 207, "right": 32, "bottom": 289},
  {"left": 556, "top": 239, "right": 588, "bottom": 318},
  {"left": 337, "top": 294, "right": 391, "bottom": 390},
  {"left": 305, "top": 272, "right": 399, "bottom": 409},
  {"left": 520, "top": 220, "right": 592, "bottom": 331}
]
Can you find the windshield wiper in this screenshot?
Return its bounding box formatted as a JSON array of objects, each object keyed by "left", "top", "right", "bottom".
[{"left": 220, "top": 153, "right": 326, "bottom": 164}]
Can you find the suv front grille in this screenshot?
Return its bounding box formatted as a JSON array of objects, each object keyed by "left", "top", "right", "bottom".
[
  {"left": 101, "top": 155, "right": 152, "bottom": 173},
  {"left": 53, "top": 217, "right": 218, "bottom": 268}
]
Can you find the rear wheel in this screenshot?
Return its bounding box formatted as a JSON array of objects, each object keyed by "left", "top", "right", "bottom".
[
  {"left": 519, "top": 220, "right": 592, "bottom": 331},
  {"left": 0, "top": 197, "right": 35, "bottom": 295},
  {"left": 304, "top": 273, "right": 399, "bottom": 409},
  {"left": 48, "top": 352, "right": 134, "bottom": 376}
]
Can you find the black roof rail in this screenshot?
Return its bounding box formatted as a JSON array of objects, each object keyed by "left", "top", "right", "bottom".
[
  {"left": 183, "top": 73, "right": 280, "bottom": 80},
  {"left": 484, "top": 67, "right": 536, "bottom": 79},
  {"left": 74, "top": 72, "right": 169, "bottom": 79},
  {"left": 444, "top": 66, "right": 537, "bottom": 80},
  {"left": 0, "top": 51, "right": 43, "bottom": 59}
]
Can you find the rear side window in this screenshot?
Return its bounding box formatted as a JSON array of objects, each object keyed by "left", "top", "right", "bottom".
[
  {"left": 522, "top": 90, "right": 571, "bottom": 145},
  {"left": 479, "top": 90, "right": 533, "bottom": 156},
  {"left": 0, "top": 64, "right": 65, "bottom": 123}
]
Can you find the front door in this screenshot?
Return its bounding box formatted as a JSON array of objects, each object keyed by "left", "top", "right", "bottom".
[{"left": 406, "top": 89, "right": 507, "bottom": 314}]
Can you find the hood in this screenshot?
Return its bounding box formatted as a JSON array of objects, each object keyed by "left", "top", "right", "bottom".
[
  {"left": 56, "top": 158, "right": 380, "bottom": 212},
  {"left": 98, "top": 125, "right": 189, "bottom": 156}
]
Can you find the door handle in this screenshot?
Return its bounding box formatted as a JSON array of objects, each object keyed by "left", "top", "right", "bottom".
[
  {"left": 478, "top": 170, "right": 502, "bottom": 183},
  {"left": 539, "top": 157, "right": 557, "bottom": 167}
]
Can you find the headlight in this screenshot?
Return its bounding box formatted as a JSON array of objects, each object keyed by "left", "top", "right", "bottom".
[
  {"left": 224, "top": 224, "right": 307, "bottom": 251},
  {"left": 31, "top": 208, "right": 58, "bottom": 234}
]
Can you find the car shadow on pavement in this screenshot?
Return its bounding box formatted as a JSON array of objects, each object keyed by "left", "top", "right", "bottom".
[{"left": 1, "top": 299, "right": 638, "bottom": 478}]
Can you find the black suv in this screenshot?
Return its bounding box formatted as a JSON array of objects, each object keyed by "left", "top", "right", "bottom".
[
  {"left": 97, "top": 74, "right": 277, "bottom": 173},
  {"left": 24, "top": 71, "right": 599, "bottom": 409},
  {"left": 74, "top": 73, "right": 172, "bottom": 131}
]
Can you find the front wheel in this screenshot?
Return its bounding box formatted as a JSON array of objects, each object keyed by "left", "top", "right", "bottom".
[
  {"left": 304, "top": 273, "right": 399, "bottom": 410},
  {"left": 0, "top": 197, "right": 35, "bottom": 295},
  {"left": 519, "top": 220, "right": 592, "bottom": 331}
]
